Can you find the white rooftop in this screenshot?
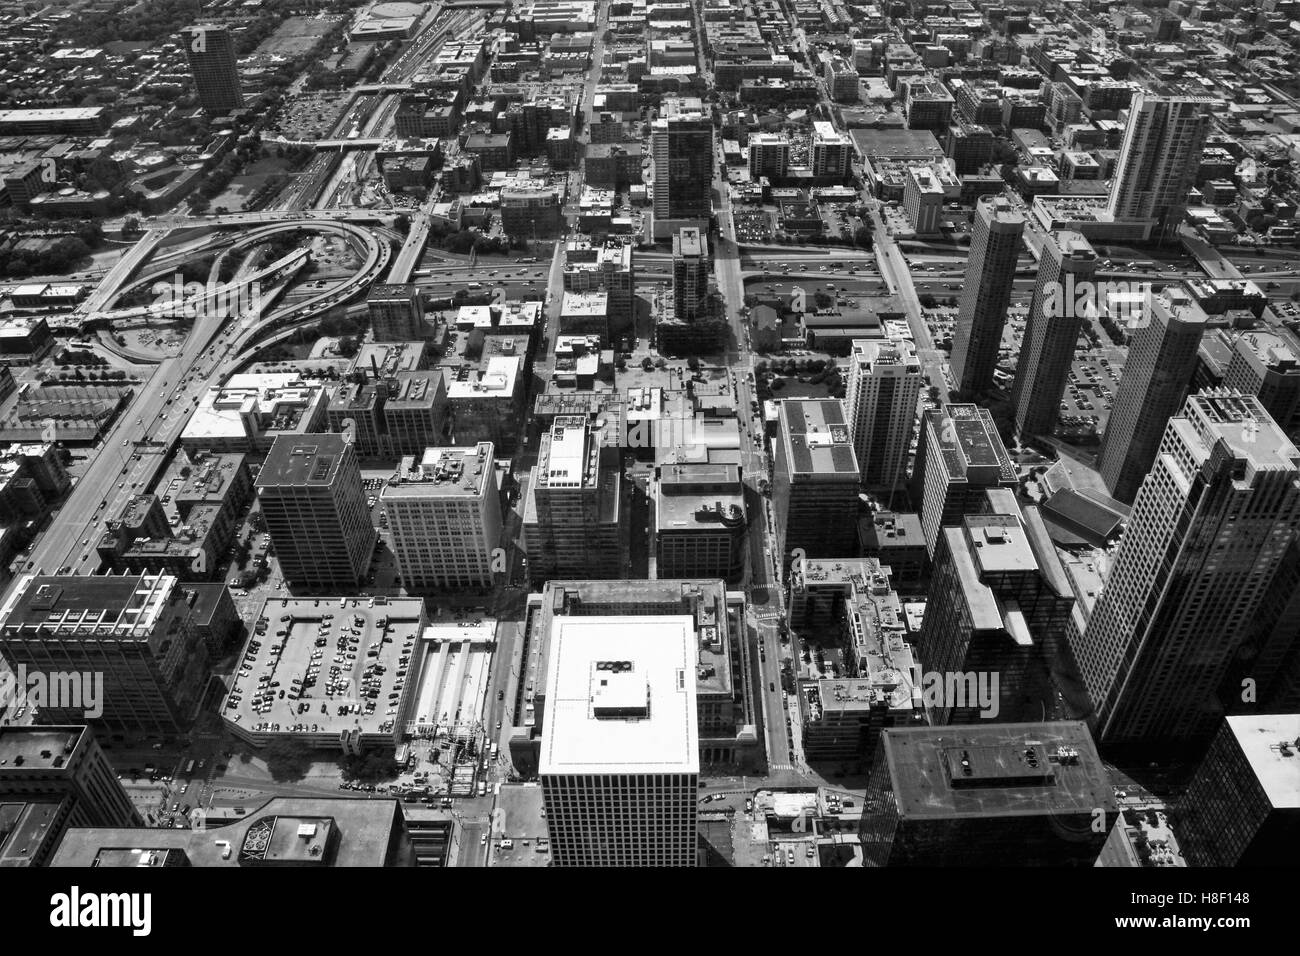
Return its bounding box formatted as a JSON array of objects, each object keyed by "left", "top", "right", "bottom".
[{"left": 540, "top": 616, "right": 699, "bottom": 776}]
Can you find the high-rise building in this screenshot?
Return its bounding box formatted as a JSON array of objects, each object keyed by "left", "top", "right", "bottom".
[
  {"left": 522, "top": 415, "right": 621, "bottom": 582},
  {"left": 1099, "top": 286, "right": 1208, "bottom": 504},
  {"left": 1011, "top": 230, "right": 1098, "bottom": 440},
  {"left": 910, "top": 403, "right": 1018, "bottom": 558},
  {"left": 381, "top": 444, "right": 503, "bottom": 592},
  {"left": 562, "top": 237, "right": 635, "bottom": 345},
  {"left": 367, "top": 284, "right": 425, "bottom": 341},
  {"left": 811, "top": 121, "right": 853, "bottom": 178},
  {"left": 0, "top": 575, "right": 217, "bottom": 734},
  {"left": 181, "top": 25, "right": 244, "bottom": 113},
  {"left": 1179, "top": 714, "right": 1300, "bottom": 867},
  {"left": 1223, "top": 329, "right": 1300, "bottom": 431},
  {"left": 255, "top": 434, "right": 376, "bottom": 591},
  {"left": 903, "top": 165, "right": 944, "bottom": 236},
  {"left": 950, "top": 196, "right": 1024, "bottom": 397},
  {"left": 651, "top": 97, "right": 713, "bottom": 238},
  {"left": 747, "top": 132, "right": 790, "bottom": 180},
  {"left": 846, "top": 337, "right": 922, "bottom": 491},
  {"left": 672, "top": 227, "right": 709, "bottom": 320},
  {"left": 773, "top": 399, "right": 861, "bottom": 564},
  {"left": 862, "top": 721, "right": 1115, "bottom": 866},
  {"left": 654, "top": 462, "right": 746, "bottom": 581},
  {"left": 1077, "top": 391, "right": 1300, "bottom": 749},
  {"left": 1108, "top": 94, "right": 1212, "bottom": 235},
  {"left": 0, "top": 726, "right": 140, "bottom": 865},
  {"left": 920, "top": 491, "right": 1074, "bottom": 724},
  {"left": 539, "top": 615, "right": 699, "bottom": 866}
]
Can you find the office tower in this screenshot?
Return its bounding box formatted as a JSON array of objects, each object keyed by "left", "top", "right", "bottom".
[
  {"left": 1179, "top": 714, "right": 1300, "bottom": 867},
  {"left": 846, "top": 337, "right": 921, "bottom": 492},
  {"left": 811, "top": 121, "right": 853, "bottom": 178},
  {"left": 862, "top": 721, "right": 1115, "bottom": 866},
  {"left": 327, "top": 371, "right": 448, "bottom": 459},
  {"left": 773, "top": 399, "right": 860, "bottom": 563},
  {"left": 651, "top": 97, "right": 713, "bottom": 238},
  {"left": 910, "top": 403, "right": 1018, "bottom": 558},
  {"left": 1011, "top": 231, "right": 1098, "bottom": 440},
  {"left": 654, "top": 462, "right": 745, "bottom": 581},
  {"left": 1099, "top": 286, "right": 1208, "bottom": 504},
  {"left": 0, "top": 574, "right": 217, "bottom": 734},
  {"left": 747, "top": 132, "right": 790, "bottom": 179},
  {"left": 539, "top": 615, "right": 699, "bottom": 866},
  {"left": 522, "top": 415, "right": 621, "bottom": 583},
  {"left": 950, "top": 196, "right": 1024, "bottom": 397},
  {"left": 513, "top": 580, "right": 755, "bottom": 774},
  {"left": 919, "top": 491, "right": 1074, "bottom": 724},
  {"left": 381, "top": 444, "right": 503, "bottom": 591},
  {"left": 181, "top": 25, "right": 244, "bottom": 113},
  {"left": 0, "top": 727, "right": 140, "bottom": 865},
  {"left": 1108, "top": 94, "right": 1212, "bottom": 235},
  {"left": 1224, "top": 329, "right": 1300, "bottom": 430},
  {"left": 368, "top": 284, "right": 425, "bottom": 341},
  {"left": 51, "top": 797, "right": 416, "bottom": 867},
  {"left": 255, "top": 434, "right": 376, "bottom": 591},
  {"left": 1077, "top": 391, "right": 1300, "bottom": 749},
  {"left": 672, "top": 227, "right": 709, "bottom": 320}
]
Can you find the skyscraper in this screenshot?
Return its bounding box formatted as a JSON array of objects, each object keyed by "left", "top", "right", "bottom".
[
  {"left": 1076, "top": 391, "right": 1300, "bottom": 749},
  {"left": 672, "top": 226, "right": 709, "bottom": 320},
  {"left": 367, "top": 284, "right": 425, "bottom": 341},
  {"left": 910, "top": 403, "right": 1018, "bottom": 558},
  {"left": 381, "top": 444, "right": 503, "bottom": 592},
  {"left": 182, "top": 25, "right": 244, "bottom": 113},
  {"left": 950, "top": 196, "right": 1024, "bottom": 397},
  {"left": 255, "top": 433, "right": 376, "bottom": 591},
  {"left": 846, "top": 336, "right": 922, "bottom": 491},
  {"left": 1099, "top": 286, "right": 1207, "bottom": 504},
  {"left": 539, "top": 616, "right": 699, "bottom": 866},
  {"left": 1179, "top": 714, "right": 1300, "bottom": 867},
  {"left": 919, "top": 490, "right": 1074, "bottom": 724},
  {"left": 772, "top": 399, "right": 861, "bottom": 563},
  {"left": 522, "top": 415, "right": 621, "bottom": 582},
  {"left": 651, "top": 97, "right": 713, "bottom": 238},
  {"left": 1011, "top": 230, "right": 1098, "bottom": 441},
  {"left": 1108, "top": 94, "right": 1212, "bottom": 236}
]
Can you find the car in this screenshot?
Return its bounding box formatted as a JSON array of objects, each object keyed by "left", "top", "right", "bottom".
[{"left": 787, "top": 849, "right": 794, "bottom": 865}]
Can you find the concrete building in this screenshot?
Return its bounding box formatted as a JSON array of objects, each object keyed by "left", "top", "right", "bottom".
[
  {"left": 920, "top": 492, "right": 1074, "bottom": 725},
  {"left": 1099, "top": 286, "right": 1208, "bottom": 504},
  {"left": 846, "top": 337, "right": 921, "bottom": 491},
  {"left": 773, "top": 400, "right": 860, "bottom": 564},
  {"left": 862, "top": 721, "right": 1115, "bottom": 866},
  {"left": 522, "top": 415, "right": 621, "bottom": 583},
  {"left": 1179, "top": 714, "right": 1300, "bottom": 867},
  {"left": 654, "top": 462, "right": 746, "bottom": 581},
  {"left": 0, "top": 574, "right": 216, "bottom": 734},
  {"left": 903, "top": 165, "right": 945, "bottom": 235},
  {"left": 1078, "top": 392, "right": 1300, "bottom": 750},
  {"left": 368, "top": 284, "right": 426, "bottom": 341},
  {"left": 181, "top": 25, "right": 245, "bottom": 113},
  {"left": 1223, "top": 329, "right": 1300, "bottom": 430},
  {"left": 562, "top": 237, "right": 635, "bottom": 344},
  {"left": 181, "top": 373, "right": 329, "bottom": 455},
  {"left": 672, "top": 227, "right": 709, "bottom": 321},
  {"left": 748, "top": 133, "right": 791, "bottom": 180},
  {"left": 811, "top": 121, "right": 853, "bottom": 179},
  {"left": 1011, "top": 230, "right": 1099, "bottom": 440},
  {"left": 911, "top": 404, "right": 1018, "bottom": 558},
  {"left": 382, "top": 444, "right": 503, "bottom": 592},
  {"left": 651, "top": 97, "right": 713, "bottom": 238},
  {"left": 255, "top": 434, "right": 376, "bottom": 592},
  {"left": 539, "top": 614, "right": 699, "bottom": 866},
  {"left": 1108, "top": 95, "right": 1213, "bottom": 236},
  {"left": 950, "top": 196, "right": 1024, "bottom": 397},
  {"left": 0, "top": 726, "right": 139, "bottom": 866},
  {"left": 445, "top": 353, "right": 525, "bottom": 454}
]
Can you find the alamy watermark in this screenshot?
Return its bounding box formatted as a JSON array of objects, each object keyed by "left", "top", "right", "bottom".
[
  {"left": 1041, "top": 274, "right": 1151, "bottom": 328},
  {"left": 912, "top": 665, "right": 1000, "bottom": 719},
  {"left": 151, "top": 274, "right": 265, "bottom": 326},
  {"left": 0, "top": 665, "right": 103, "bottom": 719}
]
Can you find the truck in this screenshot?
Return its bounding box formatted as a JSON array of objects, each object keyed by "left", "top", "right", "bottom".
[{"left": 477, "top": 780, "right": 487, "bottom": 797}]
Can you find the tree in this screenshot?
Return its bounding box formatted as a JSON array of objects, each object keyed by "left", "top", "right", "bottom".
[
  {"left": 337, "top": 335, "right": 360, "bottom": 357},
  {"left": 686, "top": 356, "right": 701, "bottom": 371},
  {"left": 263, "top": 739, "right": 313, "bottom": 782}
]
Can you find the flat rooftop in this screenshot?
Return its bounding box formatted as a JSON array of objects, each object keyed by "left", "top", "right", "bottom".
[
  {"left": 881, "top": 721, "right": 1114, "bottom": 820},
  {"left": 0, "top": 726, "right": 86, "bottom": 771},
  {"left": 384, "top": 444, "right": 494, "bottom": 499},
  {"left": 540, "top": 616, "right": 699, "bottom": 776},
  {"left": 0, "top": 574, "right": 174, "bottom": 638},
  {"left": 222, "top": 596, "right": 425, "bottom": 738},
  {"left": 779, "top": 399, "right": 859, "bottom": 477},
  {"left": 256, "top": 434, "right": 351, "bottom": 488},
  {"left": 1224, "top": 714, "right": 1300, "bottom": 810}
]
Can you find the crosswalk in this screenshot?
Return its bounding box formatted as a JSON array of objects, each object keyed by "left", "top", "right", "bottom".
[{"left": 769, "top": 763, "right": 794, "bottom": 774}]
